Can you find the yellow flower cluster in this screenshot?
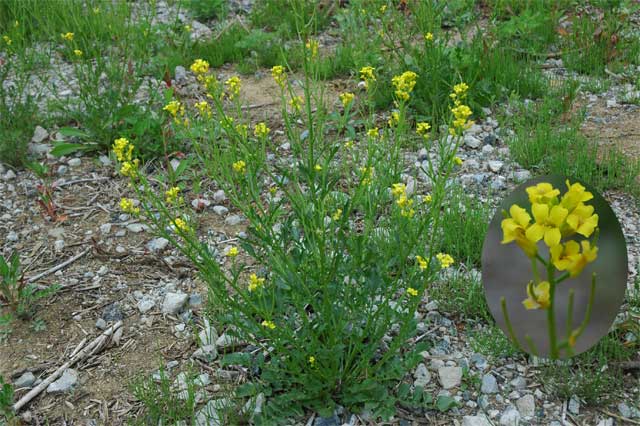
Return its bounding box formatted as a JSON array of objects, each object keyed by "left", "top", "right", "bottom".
[
  {"left": 391, "top": 183, "right": 415, "bottom": 218},
  {"left": 391, "top": 71, "right": 418, "bottom": 101},
  {"left": 359, "top": 66, "right": 375, "bottom": 89},
  {"left": 271, "top": 65, "right": 287, "bottom": 88},
  {"left": 367, "top": 127, "right": 379, "bottom": 139},
  {"left": 415, "top": 255, "right": 428, "bottom": 271},
  {"left": 236, "top": 123, "right": 248, "bottom": 139},
  {"left": 254, "top": 122, "right": 270, "bottom": 138},
  {"left": 289, "top": 95, "right": 304, "bottom": 113},
  {"left": 448, "top": 83, "right": 473, "bottom": 135},
  {"left": 453, "top": 156, "right": 463, "bottom": 166},
  {"left": 61, "top": 32, "right": 74, "bottom": 41},
  {"left": 416, "top": 122, "right": 431, "bottom": 138},
  {"left": 174, "top": 218, "right": 190, "bottom": 233},
  {"left": 227, "top": 247, "right": 239, "bottom": 257},
  {"left": 112, "top": 137, "right": 139, "bottom": 177},
  {"left": 332, "top": 209, "right": 342, "bottom": 221},
  {"left": 388, "top": 111, "right": 400, "bottom": 127},
  {"left": 502, "top": 180, "right": 599, "bottom": 272},
  {"left": 261, "top": 320, "right": 276, "bottom": 330},
  {"left": 305, "top": 39, "right": 319, "bottom": 58},
  {"left": 523, "top": 281, "right": 550, "bottom": 310},
  {"left": 225, "top": 76, "right": 241, "bottom": 100},
  {"left": 232, "top": 160, "right": 246, "bottom": 174},
  {"left": 339, "top": 92, "right": 355, "bottom": 108},
  {"left": 119, "top": 198, "right": 139, "bottom": 215},
  {"left": 359, "top": 166, "right": 374, "bottom": 186},
  {"left": 3, "top": 35, "right": 12, "bottom": 45},
  {"left": 407, "top": 287, "right": 419, "bottom": 297},
  {"left": 190, "top": 58, "right": 210, "bottom": 76},
  {"left": 248, "top": 273, "right": 265, "bottom": 292},
  {"left": 195, "top": 100, "right": 211, "bottom": 118},
  {"left": 165, "top": 186, "right": 182, "bottom": 205},
  {"left": 73, "top": 49, "right": 83, "bottom": 57},
  {"left": 436, "top": 253, "right": 454, "bottom": 269},
  {"left": 424, "top": 32, "right": 434, "bottom": 41}
]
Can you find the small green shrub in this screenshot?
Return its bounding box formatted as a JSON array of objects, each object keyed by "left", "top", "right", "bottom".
[
  {"left": 0, "top": 375, "right": 14, "bottom": 421},
  {"left": 185, "top": 0, "right": 226, "bottom": 20}
]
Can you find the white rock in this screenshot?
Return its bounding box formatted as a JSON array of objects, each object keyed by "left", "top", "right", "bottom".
[
  {"left": 213, "top": 205, "right": 229, "bottom": 216},
  {"left": 68, "top": 158, "right": 82, "bottom": 167},
  {"left": 138, "top": 297, "right": 156, "bottom": 313},
  {"left": 462, "top": 415, "right": 492, "bottom": 426},
  {"left": 193, "top": 345, "right": 217, "bottom": 362},
  {"left": 438, "top": 366, "right": 462, "bottom": 389},
  {"left": 225, "top": 215, "right": 243, "bottom": 226},
  {"left": 568, "top": 395, "right": 580, "bottom": 415},
  {"left": 14, "top": 372, "right": 36, "bottom": 388},
  {"left": 199, "top": 322, "right": 218, "bottom": 346},
  {"left": 499, "top": 406, "right": 521, "bottom": 426},
  {"left": 96, "top": 318, "right": 107, "bottom": 330},
  {"left": 3, "top": 170, "right": 16, "bottom": 181},
  {"left": 98, "top": 155, "right": 112, "bottom": 166},
  {"left": 32, "top": 126, "right": 49, "bottom": 143},
  {"left": 487, "top": 160, "right": 503, "bottom": 173},
  {"left": 481, "top": 373, "right": 499, "bottom": 394},
  {"left": 413, "top": 363, "right": 431, "bottom": 388},
  {"left": 147, "top": 237, "right": 169, "bottom": 252},
  {"left": 99, "top": 223, "right": 112, "bottom": 234},
  {"left": 127, "top": 223, "right": 146, "bottom": 233},
  {"left": 464, "top": 134, "right": 482, "bottom": 149},
  {"left": 192, "top": 198, "right": 211, "bottom": 210},
  {"left": 213, "top": 190, "right": 226, "bottom": 203},
  {"left": 7, "top": 231, "right": 18, "bottom": 242},
  {"left": 516, "top": 394, "right": 535, "bottom": 417},
  {"left": 162, "top": 292, "right": 188, "bottom": 314},
  {"left": 47, "top": 369, "right": 78, "bottom": 393}
]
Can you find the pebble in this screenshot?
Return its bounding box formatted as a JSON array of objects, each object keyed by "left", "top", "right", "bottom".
[
  {"left": 487, "top": 160, "right": 503, "bottom": 173},
  {"left": 199, "top": 322, "right": 218, "bottom": 346},
  {"left": 464, "top": 134, "right": 482, "bottom": 149},
  {"left": 162, "top": 292, "right": 188, "bottom": 314},
  {"left": 32, "top": 126, "right": 49, "bottom": 143},
  {"left": 438, "top": 366, "right": 462, "bottom": 389},
  {"left": 57, "top": 165, "right": 68, "bottom": 175},
  {"left": 213, "top": 205, "right": 229, "bottom": 216},
  {"left": 95, "top": 318, "right": 107, "bottom": 330},
  {"left": 14, "top": 372, "right": 36, "bottom": 388},
  {"left": 99, "top": 223, "right": 112, "bottom": 234},
  {"left": 413, "top": 363, "right": 431, "bottom": 388},
  {"left": 68, "top": 158, "right": 82, "bottom": 167},
  {"left": 47, "top": 369, "right": 78, "bottom": 393},
  {"left": 147, "top": 237, "right": 169, "bottom": 252},
  {"left": 175, "top": 65, "right": 187, "bottom": 83},
  {"left": 7, "top": 231, "right": 18, "bottom": 242},
  {"left": 481, "top": 373, "right": 499, "bottom": 394},
  {"left": 193, "top": 344, "right": 218, "bottom": 363},
  {"left": 510, "top": 376, "right": 526, "bottom": 390},
  {"left": 102, "top": 303, "right": 123, "bottom": 322},
  {"left": 189, "top": 293, "right": 203, "bottom": 307},
  {"left": 137, "top": 297, "right": 156, "bottom": 313},
  {"left": 516, "top": 394, "right": 535, "bottom": 417},
  {"left": 225, "top": 215, "right": 243, "bottom": 226},
  {"left": 462, "top": 414, "right": 491, "bottom": 426},
  {"left": 499, "top": 406, "right": 521, "bottom": 426},
  {"left": 212, "top": 190, "right": 226, "bottom": 203},
  {"left": 126, "top": 223, "right": 146, "bottom": 233},
  {"left": 2, "top": 170, "right": 16, "bottom": 180},
  {"left": 568, "top": 395, "right": 580, "bottom": 415}
]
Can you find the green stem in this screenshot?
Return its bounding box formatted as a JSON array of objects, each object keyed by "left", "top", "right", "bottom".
[
  {"left": 546, "top": 262, "right": 558, "bottom": 359},
  {"left": 501, "top": 297, "right": 524, "bottom": 352},
  {"left": 524, "top": 335, "right": 539, "bottom": 357},
  {"left": 570, "top": 273, "right": 597, "bottom": 346},
  {"left": 531, "top": 258, "right": 541, "bottom": 284}
]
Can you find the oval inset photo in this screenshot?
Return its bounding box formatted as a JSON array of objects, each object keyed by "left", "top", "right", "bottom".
[{"left": 481, "top": 174, "right": 628, "bottom": 359}]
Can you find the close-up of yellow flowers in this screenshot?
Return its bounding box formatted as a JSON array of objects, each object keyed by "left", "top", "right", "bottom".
[
  {"left": 73, "top": 49, "right": 83, "bottom": 57},
  {"left": 119, "top": 198, "right": 139, "bottom": 215},
  {"left": 289, "top": 95, "right": 304, "bottom": 113},
  {"left": 225, "top": 76, "right": 241, "bottom": 100},
  {"left": 3, "top": 35, "right": 12, "bottom": 45},
  {"left": 271, "top": 65, "right": 287, "bottom": 87},
  {"left": 194, "top": 100, "right": 211, "bottom": 117},
  {"left": 232, "top": 160, "right": 246, "bottom": 174},
  {"left": 367, "top": 127, "right": 379, "bottom": 139},
  {"left": 305, "top": 39, "right": 319, "bottom": 58},
  {"left": 254, "top": 122, "right": 270, "bottom": 138},
  {"left": 165, "top": 186, "right": 181, "bottom": 205},
  {"left": 415, "top": 255, "right": 428, "bottom": 271},
  {"left": 261, "top": 320, "right": 276, "bottom": 330},
  {"left": 163, "top": 100, "right": 182, "bottom": 117},
  {"left": 61, "top": 32, "right": 74, "bottom": 41},
  {"left": 359, "top": 66, "right": 375, "bottom": 88},
  {"left": 436, "top": 253, "right": 454, "bottom": 269},
  {"left": 391, "top": 183, "right": 415, "bottom": 218},
  {"left": 391, "top": 71, "right": 418, "bottom": 101},
  {"left": 416, "top": 122, "right": 431, "bottom": 137},
  {"left": 424, "top": 32, "right": 434, "bottom": 41},
  {"left": 388, "top": 111, "right": 400, "bottom": 127},
  {"left": 226, "top": 247, "right": 239, "bottom": 257},
  {"left": 339, "top": 92, "right": 355, "bottom": 108},
  {"left": 248, "top": 273, "right": 265, "bottom": 292},
  {"left": 190, "top": 58, "right": 210, "bottom": 75},
  {"left": 173, "top": 217, "right": 190, "bottom": 233},
  {"left": 407, "top": 287, "right": 419, "bottom": 297},
  {"left": 522, "top": 280, "right": 550, "bottom": 310}
]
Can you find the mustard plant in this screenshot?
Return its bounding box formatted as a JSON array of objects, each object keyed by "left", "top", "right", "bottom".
[
  {"left": 113, "top": 32, "right": 474, "bottom": 421},
  {"left": 500, "top": 180, "right": 600, "bottom": 358}
]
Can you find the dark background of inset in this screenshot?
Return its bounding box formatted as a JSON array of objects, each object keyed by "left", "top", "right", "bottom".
[{"left": 482, "top": 174, "right": 628, "bottom": 358}]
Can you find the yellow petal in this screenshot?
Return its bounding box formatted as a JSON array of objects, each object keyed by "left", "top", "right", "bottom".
[
  {"left": 549, "top": 205, "right": 568, "bottom": 227},
  {"left": 531, "top": 203, "right": 549, "bottom": 224},
  {"left": 510, "top": 204, "right": 531, "bottom": 227},
  {"left": 525, "top": 223, "right": 544, "bottom": 243},
  {"left": 543, "top": 227, "right": 561, "bottom": 247},
  {"left": 523, "top": 298, "right": 539, "bottom": 310}
]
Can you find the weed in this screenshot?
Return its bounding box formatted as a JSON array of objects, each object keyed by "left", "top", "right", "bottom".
[
  {"left": 469, "top": 324, "right": 520, "bottom": 358},
  {"left": 0, "top": 375, "right": 13, "bottom": 422},
  {"left": 185, "top": 0, "right": 226, "bottom": 21},
  {"left": 430, "top": 271, "right": 490, "bottom": 322}
]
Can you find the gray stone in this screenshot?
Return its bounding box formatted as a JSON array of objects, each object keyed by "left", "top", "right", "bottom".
[
  {"left": 490, "top": 176, "right": 507, "bottom": 191},
  {"left": 483, "top": 134, "right": 497, "bottom": 145},
  {"left": 195, "top": 399, "right": 231, "bottom": 426},
  {"left": 193, "top": 344, "right": 218, "bottom": 363},
  {"left": 175, "top": 65, "right": 187, "bottom": 83},
  {"left": 162, "top": 292, "right": 188, "bottom": 315},
  {"left": 470, "top": 354, "right": 487, "bottom": 369},
  {"left": 147, "top": 237, "right": 169, "bottom": 252},
  {"left": 499, "top": 406, "right": 521, "bottom": 426},
  {"left": 481, "top": 373, "right": 498, "bottom": 394},
  {"left": 99, "top": 223, "right": 112, "bottom": 234},
  {"left": 516, "top": 394, "right": 535, "bottom": 417},
  {"left": 314, "top": 414, "right": 340, "bottom": 426},
  {"left": 14, "top": 372, "right": 36, "bottom": 388},
  {"left": 487, "top": 160, "right": 504, "bottom": 173},
  {"left": 47, "top": 369, "right": 78, "bottom": 393},
  {"left": 32, "top": 126, "right": 49, "bottom": 143},
  {"left": 417, "top": 148, "right": 428, "bottom": 161},
  {"left": 213, "top": 205, "right": 229, "bottom": 216},
  {"left": 212, "top": 190, "right": 226, "bottom": 203},
  {"left": 102, "top": 303, "right": 123, "bottom": 321},
  {"left": 98, "top": 155, "right": 112, "bottom": 166},
  {"left": 7, "top": 231, "right": 18, "bottom": 242},
  {"left": 57, "top": 165, "right": 68, "bottom": 175},
  {"left": 481, "top": 144, "right": 495, "bottom": 155},
  {"left": 95, "top": 318, "right": 107, "bottom": 330},
  {"left": 438, "top": 366, "right": 462, "bottom": 389},
  {"left": 225, "top": 215, "right": 243, "bottom": 226},
  {"left": 568, "top": 395, "right": 580, "bottom": 415},
  {"left": 137, "top": 297, "right": 156, "bottom": 313},
  {"left": 192, "top": 198, "right": 211, "bottom": 210},
  {"left": 510, "top": 376, "right": 526, "bottom": 390},
  {"left": 127, "top": 223, "right": 146, "bottom": 233},
  {"left": 68, "top": 158, "right": 82, "bottom": 167},
  {"left": 413, "top": 363, "right": 431, "bottom": 388},
  {"left": 3, "top": 170, "right": 16, "bottom": 181},
  {"left": 29, "top": 143, "right": 52, "bottom": 157},
  {"left": 189, "top": 293, "right": 203, "bottom": 307},
  {"left": 462, "top": 415, "right": 492, "bottom": 426},
  {"left": 215, "top": 333, "right": 244, "bottom": 350},
  {"left": 513, "top": 170, "right": 532, "bottom": 182},
  {"left": 199, "top": 323, "right": 218, "bottom": 346},
  {"left": 464, "top": 134, "right": 482, "bottom": 149},
  {"left": 619, "top": 402, "right": 632, "bottom": 418}
]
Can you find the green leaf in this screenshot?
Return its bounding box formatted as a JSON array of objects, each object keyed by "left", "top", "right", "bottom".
[
  {"left": 50, "top": 142, "right": 92, "bottom": 157},
  {"left": 56, "top": 127, "right": 89, "bottom": 139},
  {"left": 220, "top": 352, "right": 251, "bottom": 367},
  {"left": 435, "top": 395, "right": 457, "bottom": 412},
  {"left": 235, "top": 382, "right": 257, "bottom": 397}
]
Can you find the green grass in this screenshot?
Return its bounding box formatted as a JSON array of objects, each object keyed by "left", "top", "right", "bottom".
[
  {"left": 469, "top": 324, "right": 520, "bottom": 358},
  {"left": 430, "top": 270, "right": 491, "bottom": 322}
]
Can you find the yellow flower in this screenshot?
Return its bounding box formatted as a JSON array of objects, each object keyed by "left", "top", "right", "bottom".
[
  {"left": 2, "top": 35, "right": 12, "bottom": 45},
  {"left": 190, "top": 59, "right": 210, "bottom": 75},
  {"left": 416, "top": 122, "right": 431, "bottom": 137},
  {"left": 453, "top": 156, "right": 463, "bottom": 166},
  {"left": 339, "top": 92, "right": 355, "bottom": 108},
  {"left": 163, "top": 100, "right": 182, "bottom": 117},
  {"left": 235, "top": 123, "right": 248, "bottom": 139},
  {"left": 379, "top": 5, "right": 387, "bottom": 13},
  {"left": 332, "top": 209, "right": 342, "bottom": 221},
  {"left": 225, "top": 76, "right": 241, "bottom": 100},
  {"left": 392, "top": 71, "right": 418, "bottom": 101},
  {"left": 308, "top": 356, "right": 316, "bottom": 366},
  {"left": 423, "top": 194, "right": 432, "bottom": 203},
  {"left": 388, "top": 111, "right": 400, "bottom": 127},
  {"left": 565, "top": 203, "right": 598, "bottom": 238},
  {"left": 407, "top": 287, "right": 419, "bottom": 297},
  {"left": 61, "top": 32, "right": 74, "bottom": 41},
  {"left": 359, "top": 166, "right": 374, "bottom": 185},
  {"left": 248, "top": 273, "right": 265, "bottom": 292},
  {"left": 450, "top": 104, "right": 473, "bottom": 133},
  {"left": 344, "top": 140, "right": 354, "bottom": 149},
  {"left": 73, "top": 49, "right": 83, "bottom": 57},
  {"left": 314, "top": 164, "right": 323, "bottom": 172},
  {"left": 522, "top": 281, "right": 550, "bottom": 310},
  {"left": 174, "top": 218, "right": 189, "bottom": 233},
  {"left": 289, "top": 95, "right": 304, "bottom": 113},
  {"left": 227, "top": 247, "right": 239, "bottom": 257},
  {"left": 525, "top": 203, "right": 569, "bottom": 247},
  {"left": 93, "top": 7, "right": 100, "bottom": 14},
  {"left": 550, "top": 240, "right": 598, "bottom": 277},
  {"left": 113, "top": 138, "right": 132, "bottom": 161},
  {"left": 424, "top": 32, "right": 434, "bottom": 41},
  {"left": 367, "top": 128, "right": 379, "bottom": 139},
  {"left": 254, "top": 122, "right": 270, "bottom": 138},
  {"left": 501, "top": 204, "right": 538, "bottom": 257},
  {"left": 453, "top": 83, "right": 469, "bottom": 95},
  {"left": 232, "top": 160, "right": 246, "bottom": 173},
  {"left": 119, "top": 198, "right": 139, "bottom": 215},
  {"left": 359, "top": 66, "right": 376, "bottom": 88},
  {"left": 119, "top": 160, "right": 139, "bottom": 177},
  {"left": 305, "top": 39, "right": 319, "bottom": 58},
  {"left": 391, "top": 183, "right": 406, "bottom": 198},
  {"left": 184, "top": 24, "right": 192, "bottom": 32},
  {"left": 165, "top": 186, "right": 181, "bottom": 204},
  {"left": 415, "top": 255, "right": 428, "bottom": 271},
  {"left": 560, "top": 180, "right": 593, "bottom": 211},
  {"left": 271, "top": 65, "right": 287, "bottom": 87},
  {"left": 436, "top": 253, "right": 454, "bottom": 269},
  {"left": 526, "top": 182, "right": 560, "bottom": 205},
  {"left": 195, "top": 100, "right": 211, "bottom": 117},
  {"left": 261, "top": 320, "right": 276, "bottom": 330}
]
